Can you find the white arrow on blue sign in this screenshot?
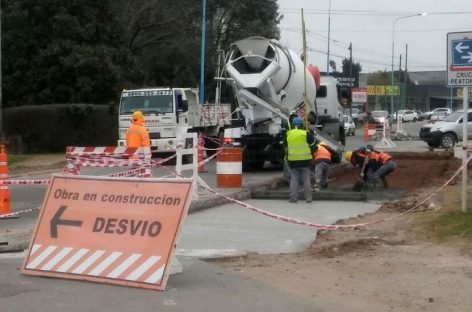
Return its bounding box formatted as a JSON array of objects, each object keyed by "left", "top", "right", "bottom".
[
  {"left": 453, "top": 40, "right": 472, "bottom": 66},
  {"left": 448, "top": 31, "right": 472, "bottom": 87}
]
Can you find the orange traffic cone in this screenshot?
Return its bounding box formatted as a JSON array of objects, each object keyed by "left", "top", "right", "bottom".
[
  {"left": 198, "top": 135, "right": 205, "bottom": 173},
  {"left": 0, "top": 145, "right": 11, "bottom": 215}
]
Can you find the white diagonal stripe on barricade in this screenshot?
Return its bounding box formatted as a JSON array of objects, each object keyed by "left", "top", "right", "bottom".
[
  {"left": 56, "top": 248, "right": 89, "bottom": 273},
  {"left": 144, "top": 265, "right": 165, "bottom": 284},
  {"left": 30, "top": 244, "right": 42, "bottom": 256},
  {"left": 40, "top": 247, "right": 73, "bottom": 271},
  {"left": 107, "top": 253, "right": 142, "bottom": 278},
  {"left": 26, "top": 246, "right": 58, "bottom": 269},
  {"left": 88, "top": 252, "right": 123, "bottom": 276},
  {"left": 125, "top": 256, "right": 160, "bottom": 281},
  {"left": 72, "top": 250, "right": 106, "bottom": 274}
]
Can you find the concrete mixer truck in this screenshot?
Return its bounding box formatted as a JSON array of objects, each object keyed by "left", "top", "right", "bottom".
[{"left": 223, "top": 37, "right": 345, "bottom": 170}]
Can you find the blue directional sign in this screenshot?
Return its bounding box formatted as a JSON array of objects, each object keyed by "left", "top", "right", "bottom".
[
  {"left": 452, "top": 39, "right": 472, "bottom": 67},
  {"left": 447, "top": 32, "right": 472, "bottom": 87}
]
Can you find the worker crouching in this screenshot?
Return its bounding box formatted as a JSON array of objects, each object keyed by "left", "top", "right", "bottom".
[
  {"left": 364, "top": 145, "right": 397, "bottom": 189},
  {"left": 313, "top": 142, "right": 333, "bottom": 191}
]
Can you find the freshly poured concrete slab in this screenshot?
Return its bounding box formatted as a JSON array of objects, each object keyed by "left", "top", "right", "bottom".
[{"left": 178, "top": 199, "right": 380, "bottom": 257}]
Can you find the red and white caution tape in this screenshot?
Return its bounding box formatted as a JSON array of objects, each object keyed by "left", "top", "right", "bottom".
[
  {"left": 107, "top": 168, "right": 145, "bottom": 178},
  {"left": 0, "top": 206, "right": 41, "bottom": 218},
  {"left": 0, "top": 179, "right": 51, "bottom": 186}
]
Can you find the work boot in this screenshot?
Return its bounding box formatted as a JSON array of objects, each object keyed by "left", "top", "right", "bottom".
[
  {"left": 381, "top": 177, "right": 389, "bottom": 189},
  {"left": 312, "top": 184, "right": 321, "bottom": 192}
]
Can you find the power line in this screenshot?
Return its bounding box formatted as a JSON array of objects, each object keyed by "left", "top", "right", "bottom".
[
  {"left": 280, "top": 8, "right": 472, "bottom": 16},
  {"left": 282, "top": 27, "right": 446, "bottom": 67}
]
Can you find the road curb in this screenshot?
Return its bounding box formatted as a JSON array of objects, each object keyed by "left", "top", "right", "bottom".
[{"left": 189, "top": 176, "right": 287, "bottom": 213}]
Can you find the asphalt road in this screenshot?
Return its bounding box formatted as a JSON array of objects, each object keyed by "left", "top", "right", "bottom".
[{"left": 0, "top": 121, "right": 434, "bottom": 311}]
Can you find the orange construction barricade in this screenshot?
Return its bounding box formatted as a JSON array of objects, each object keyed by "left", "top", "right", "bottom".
[
  {"left": 363, "top": 123, "right": 369, "bottom": 141},
  {"left": 0, "top": 145, "right": 11, "bottom": 215},
  {"left": 216, "top": 147, "right": 242, "bottom": 188}
]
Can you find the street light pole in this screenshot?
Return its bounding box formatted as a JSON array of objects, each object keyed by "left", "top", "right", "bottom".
[
  {"left": 199, "top": 0, "right": 207, "bottom": 104},
  {"left": 391, "top": 13, "right": 426, "bottom": 117},
  {"left": 326, "top": 0, "right": 332, "bottom": 76}
]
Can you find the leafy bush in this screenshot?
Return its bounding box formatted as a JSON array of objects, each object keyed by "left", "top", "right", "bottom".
[{"left": 4, "top": 104, "right": 118, "bottom": 153}]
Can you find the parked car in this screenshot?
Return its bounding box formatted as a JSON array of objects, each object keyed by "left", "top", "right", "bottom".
[
  {"left": 419, "top": 109, "right": 472, "bottom": 148},
  {"left": 426, "top": 108, "right": 452, "bottom": 119},
  {"left": 371, "top": 110, "right": 391, "bottom": 126},
  {"left": 344, "top": 108, "right": 360, "bottom": 124},
  {"left": 429, "top": 111, "right": 448, "bottom": 121},
  {"left": 394, "top": 110, "right": 418, "bottom": 122},
  {"left": 343, "top": 115, "right": 356, "bottom": 136},
  {"left": 414, "top": 110, "right": 427, "bottom": 121}
]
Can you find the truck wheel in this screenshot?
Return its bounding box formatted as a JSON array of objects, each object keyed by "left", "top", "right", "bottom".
[
  {"left": 440, "top": 133, "right": 456, "bottom": 149},
  {"left": 427, "top": 141, "right": 439, "bottom": 148},
  {"left": 339, "top": 127, "right": 346, "bottom": 145}
]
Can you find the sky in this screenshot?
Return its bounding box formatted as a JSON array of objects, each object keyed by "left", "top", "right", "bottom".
[{"left": 277, "top": 0, "right": 472, "bottom": 73}]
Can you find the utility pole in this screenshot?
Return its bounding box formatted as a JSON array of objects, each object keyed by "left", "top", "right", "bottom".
[
  {"left": 349, "top": 42, "right": 353, "bottom": 86},
  {"left": 404, "top": 44, "right": 408, "bottom": 109},
  {"left": 199, "top": 0, "right": 207, "bottom": 104},
  {"left": 326, "top": 0, "right": 332, "bottom": 76},
  {"left": 349, "top": 42, "right": 353, "bottom": 113},
  {"left": 398, "top": 54, "right": 402, "bottom": 110}
]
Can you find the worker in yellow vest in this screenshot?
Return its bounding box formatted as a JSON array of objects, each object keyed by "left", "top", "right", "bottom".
[{"left": 284, "top": 117, "right": 316, "bottom": 203}]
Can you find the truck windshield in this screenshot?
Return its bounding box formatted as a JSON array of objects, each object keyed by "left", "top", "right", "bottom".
[{"left": 120, "top": 91, "right": 174, "bottom": 114}]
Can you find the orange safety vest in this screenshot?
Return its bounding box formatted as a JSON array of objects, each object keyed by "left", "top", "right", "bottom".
[
  {"left": 368, "top": 151, "right": 391, "bottom": 165},
  {"left": 314, "top": 145, "right": 332, "bottom": 161},
  {"left": 378, "top": 152, "right": 392, "bottom": 164},
  {"left": 368, "top": 151, "right": 380, "bottom": 162},
  {"left": 126, "top": 120, "right": 150, "bottom": 148}
]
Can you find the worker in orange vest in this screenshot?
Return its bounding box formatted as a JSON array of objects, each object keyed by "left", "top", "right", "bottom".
[
  {"left": 313, "top": 141, "right": 333, "bottom": 191},
  {"left": 126, "top": 111, "right": 151, "bottom": 158},
  {"left": 364, "top": 144, "right": 396, "bottom": 188}
]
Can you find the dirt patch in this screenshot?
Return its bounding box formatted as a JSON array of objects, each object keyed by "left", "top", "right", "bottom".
[{"left": 212, "top": 152, "right": 472, "bottom": 311}]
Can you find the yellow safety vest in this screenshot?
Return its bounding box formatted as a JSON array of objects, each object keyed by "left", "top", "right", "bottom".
[{"left": 287, "top": 129, "right": 312, "bottom": 161}]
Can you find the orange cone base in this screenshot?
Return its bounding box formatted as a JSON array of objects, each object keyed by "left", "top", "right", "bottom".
[{"left": 0, "top": 192, "right": 11, "bottom": 215}]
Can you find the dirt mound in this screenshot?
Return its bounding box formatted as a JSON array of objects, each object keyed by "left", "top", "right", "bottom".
[
  {"left": 307, "top": 237, "right": 408, "bottom": 258},
  {"left": 331, "top": 152, "right": 461, "bottom": 191}
]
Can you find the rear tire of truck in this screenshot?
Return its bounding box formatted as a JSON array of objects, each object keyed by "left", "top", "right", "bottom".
[{"left": 339, "top": 127, "right": 346, "bottom": 146}]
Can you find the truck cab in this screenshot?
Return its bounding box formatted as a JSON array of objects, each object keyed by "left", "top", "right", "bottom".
[{"left": 117, "top": 88, "right": 195, "bottom": 153}]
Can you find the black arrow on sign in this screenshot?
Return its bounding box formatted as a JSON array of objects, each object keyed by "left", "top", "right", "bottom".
[{"left": 50, "top": 205, "right": 83, "bottom": 238}]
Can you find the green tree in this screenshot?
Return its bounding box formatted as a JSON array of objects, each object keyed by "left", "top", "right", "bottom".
[
  {"left": 2, "top": 0, "right": 282, "bottom": 106},
  {"left": 2, "top": 0, "right": 127, "bottom": 106},
  {"left": 341, "top": 58, "right": 362, "bottom": 87}
]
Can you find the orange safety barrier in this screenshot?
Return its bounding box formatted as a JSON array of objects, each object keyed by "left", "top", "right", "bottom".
[
  {"left": 198, "top": 134, "right": 205, "bottom": 173},
  {"left": 363, "top": 123, "right": 369, "bottom": 141},
  {"left": 216, "top": 147, "right": 242, "bottom": 188},
  {"left": 363, "top": 123, "right": 377, "bottom": 142},
  {"left": 0, "top": 145, "right": 11, "bottom": 215}
]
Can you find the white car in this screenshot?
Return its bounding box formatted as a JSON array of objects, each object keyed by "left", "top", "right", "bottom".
[
  {"left": 344, "top": 108, "right": 360, "bottom": 123},
  {"left": 395, "top": 110, "right": 418, "bottom": 122},
  {"left": 343, "top": 115, "right": 356, "bottom": 136},
  {"left": 371, "top": 110, "right": 390, "bottom": 126},
  {"left": 426, "top": 108, "right": 452, "bottom": 119},
  {"left": 429, "top": 111, "right": 448, "bottom": 121}
]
